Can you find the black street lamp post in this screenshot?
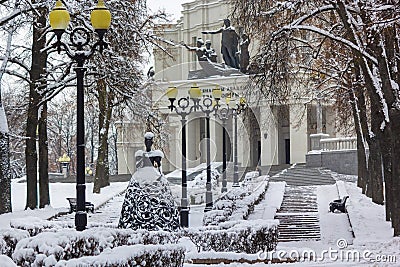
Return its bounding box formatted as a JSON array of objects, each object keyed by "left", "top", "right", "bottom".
[
  {"left": 232, "top": 111, "right": 239, "bottom": 187},
  {"left": 226, "top": 95, "right": 247, "bottom": 188},
  {"left": 166, "top": 84, "right": 222, "bottom": 221},
  {"left": 202, "top": 99, "right": 215, "bottom": 212},
  {"left": 214, "top": 107, "right": 229, "bottom": 193},
  {"left": 49, "top": 0, "right": 111, "bottom": 231}
]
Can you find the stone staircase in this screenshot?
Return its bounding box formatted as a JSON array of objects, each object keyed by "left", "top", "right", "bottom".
[
  {"left": 269, "top": 164, "right": 335, "bottom": 242},
  {"left": 276, "top": 186, "right": 321, "bottom": 242},
  {"left": 269, "top": 164, "right": 335, "bottom": 186}
]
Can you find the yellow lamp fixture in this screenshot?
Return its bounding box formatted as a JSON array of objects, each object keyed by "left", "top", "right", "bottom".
[
  {"left": 240, "top": 97, "right": 246, "bottom": 106},
  {"left": 189, "top": 84, "right": 202, "bottom": 99},
  {"left": 228, "top": 97, "right": 237, "bottom": 109},
  {"left": 49, "top": 0, "right": 70, "bottom": 31},
  {"left": 58, "top": 153, "right": 71, "bottom": 163},
  {"left": 91, "top": 0, "right": 112, "bottom": 31},
  {"left": 166, "top": 86, "right": 178, "bottom": 100},
  {"left": 212, "top": 86, "right": 222, "bottom": 101}
]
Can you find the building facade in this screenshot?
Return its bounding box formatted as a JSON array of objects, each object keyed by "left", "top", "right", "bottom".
[{"left": 117, "top": 0, "right": 346, "bottom": 175}]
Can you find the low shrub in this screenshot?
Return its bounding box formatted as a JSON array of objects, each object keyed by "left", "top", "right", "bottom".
[
  {"left": 54, "top": 244, "right": 185, "bottom": 267},
  {"left": 0, "top": 229, "right": 30, "bottom": 257},
  {"left": 10, "top": 217, "right": 73, "bottom": 237},
  {"left": 185, "top": 219, "right": 278, "bottom": 253},
  {"left": 12, "top": 228, "right": 180, "bottom": 266},
  {"left": 203, "top": 179, "right": 269, "bottom": 226}
]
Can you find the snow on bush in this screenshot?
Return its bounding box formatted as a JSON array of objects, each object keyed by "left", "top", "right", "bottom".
[
  {"left": 0, "top": 255, "right": 17, "bottom": 267},
  {"left": 187, "top": 169, "right": 220, "bottom": 189},
  {"left": 203, "top": 180, "right": 268, "bottom": 226},
  {"left": 10, "top": 217, "right": 74, "bottom": 237},
  {"left": 0, "top": 229, "right": 30, "bottom": 257},
  {"left": 11, "top": 227, "right": 180, "bottom": 266},
  {"left": 185, "top": 219, "right": 278, "bottom": 253},
  {"left": 55, "top": 244, "right": 185, "bottom": 267},
  {"left": 6, "top": 216, "right": 277, "bottom": 266}
]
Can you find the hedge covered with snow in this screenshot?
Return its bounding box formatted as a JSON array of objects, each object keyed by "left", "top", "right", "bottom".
[
  {"left": 11, "top": 227, "right": 180, "bottom": 266},
  {"left": 0, "top": 229, "right": 30, "bottom": 257},
  {"left": 203, "top": 178, "right": 269, "bottom": 226},
  {"left": 10, "top": 217, "right": 74, "bottom": 237},
  {"left": 55, "top": 244, "right": 185, "bottom": 267},
  {"left": 8, "top": 218, "right": 277, "bottom": 266},
  {"left": 186, "top": 219, "right": 279, "bottom": 253}
]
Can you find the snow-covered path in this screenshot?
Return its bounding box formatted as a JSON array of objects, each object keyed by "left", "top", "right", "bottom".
[
  {"left": 51, "top": 191, "right": 208, "bottom": 228},
  {"left": 248, "top": 171, "right": 353, "bottom": 245},
  {"left": 52, "top": 192, "right": 125, "bottom": 227},
  {"left": 248, "top": 181, "right": 286, "bottom": 220}
]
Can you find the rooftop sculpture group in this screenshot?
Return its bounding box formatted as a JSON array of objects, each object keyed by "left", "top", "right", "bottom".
[{"left": 182, "top": 18, "right": 250, "bottom": 78}]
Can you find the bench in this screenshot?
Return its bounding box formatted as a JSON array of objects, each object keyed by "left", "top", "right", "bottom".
[
  {"left": 329, "top": 196, "right": 349, "bottom": 213},
  {"left": 66, "top": 198, "right": 95, "bottom": 213}
]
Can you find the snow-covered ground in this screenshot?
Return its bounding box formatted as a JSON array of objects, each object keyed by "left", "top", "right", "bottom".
[
  {"left": 0, "top": 177, "right": 128, "bottom": 229},
  {"left": 1, "top": 172, "right": 400, "bottom": 266},
  {"left": 247, "top": 181, "right": 286, "bottom": 220}
]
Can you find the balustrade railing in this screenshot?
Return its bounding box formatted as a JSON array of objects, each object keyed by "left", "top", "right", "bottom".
[{"left": 320, "top": 137, "right": 357, "bottom": 151}]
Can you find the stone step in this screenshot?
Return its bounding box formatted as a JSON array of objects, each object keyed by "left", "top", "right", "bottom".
[
  {"left": 275, "top": 184, "right": 321, "bottom": 242},
  {"left": 279, "top": 224, "right": 320, "bottom": 229},
  {"left": 275, "top": 173, "right": 334, "bottom": 180},
  {"left": 276, "top": 216, "right": 319, "bottom": 220},
  {"left": 279, "top": 208, "right": 318, "bottom": 211},
  {"left": 278, "top": 222, "right": 319, "bottom": 225},
  {"left": 281, "top": 170, "right": 329, "bottom": 176},
  {"left": 279, "top": 232, "right": 320, "bottom": 236},
  {"left": 280, "top": 203, "right": 318, "bottom": 207},
  {"left": 280, "top": 199, "right": 317, "bottom": 203},
  {"left": 278, "top": 175, "right": 334, "bottom": 181},
  {"left": 279, "top": 210, "right": 318, "bottom": 213},
  {"left": 270, "top": 177, "right": 332, "bottom": 183},
  {"left": 280, "top": 204, "right": 318, "bottom": 208},
  {"left": 279, "top": 238, "right": 320, "bottom": 241},
  {"left": 269, "top": 179, "right": 334, "bottom": 186}
]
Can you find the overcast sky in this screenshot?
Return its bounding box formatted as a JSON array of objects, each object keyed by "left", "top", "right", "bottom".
[{"left": 147, "top": 0, "right": 189, "bottom": 22}]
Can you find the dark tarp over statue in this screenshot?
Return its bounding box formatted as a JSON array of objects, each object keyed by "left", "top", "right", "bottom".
[{"left": 118, "top": 132, "right": 180, "bottom": 231}]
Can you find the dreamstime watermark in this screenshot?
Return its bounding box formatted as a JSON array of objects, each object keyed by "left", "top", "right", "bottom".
[{"left": 257, "top": 239, "right": 397, "bottom": 263}]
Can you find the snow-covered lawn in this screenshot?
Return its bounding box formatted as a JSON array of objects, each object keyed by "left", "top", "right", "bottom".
[
  {"left": 1, "top": 172, "right": 400, "bottom": 266},
  {"left": 0, "top": 178, "right": 128, "bottom": 229}
]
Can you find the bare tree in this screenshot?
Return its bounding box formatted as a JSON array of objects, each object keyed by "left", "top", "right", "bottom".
[{"left": 231, "top": 0, "right": 400, "bottom": 235}]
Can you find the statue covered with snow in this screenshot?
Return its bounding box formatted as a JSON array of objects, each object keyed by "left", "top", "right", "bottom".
[{"left": 118, "top": 132, "right": 180, "bottom": 231}]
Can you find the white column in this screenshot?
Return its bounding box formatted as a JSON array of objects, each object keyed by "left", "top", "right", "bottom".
[
  {"left": 289, "top": 103, "right": 308, "bottom": 163},
  {"left": 210, "top": 116, "right": 221, "bottom": 163},
  {"left": 237, "top": 115, "right": 248, "bottom": 167},
  {"left": 166, "top": 115, "right": 180, "bottom": 172},
  {"left": 187, "top": 114, "right": 200, "bottom": 168},
  {"left": 260, "top": 105, "right": 279, "bottom": 166},
  {"left": 316, "top": 100, "right": 323, "bottom": 133}
]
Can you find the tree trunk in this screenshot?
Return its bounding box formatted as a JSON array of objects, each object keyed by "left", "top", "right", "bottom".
[
  {"left": 25, "top": 94, "right": 39, "bottom": 210},
  {"left": 352, "top": 59, "right": 384, "bottom": 204},
  {"left": 389, "top": 109, "right": 400, "bottom": 236},
  {"left": 26, "top": 5, "right": 48, "bottom": 209},
  {"left": 350, "top": 65, "right": 369, "bottom": 193},
  {"left": 335, "top": 3, "right": 385, "bottom": 201},
  {"left": 0, "top": 11, "right": 13, "bottom": 214},
  {"left": 381, "top": 128, "right": 393, "bottom": 221},
  {"left": 367, "top": 102, "right": 384, "bottom": 204},
  {"left": 39, "top": 102, "right": 49, "bottom": 208},
  {"left": 0, "top": 129, "right": 11, "bottom": 214},
  {"left": 93, "top": 79, "right": 112, "bottom": 193}
]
